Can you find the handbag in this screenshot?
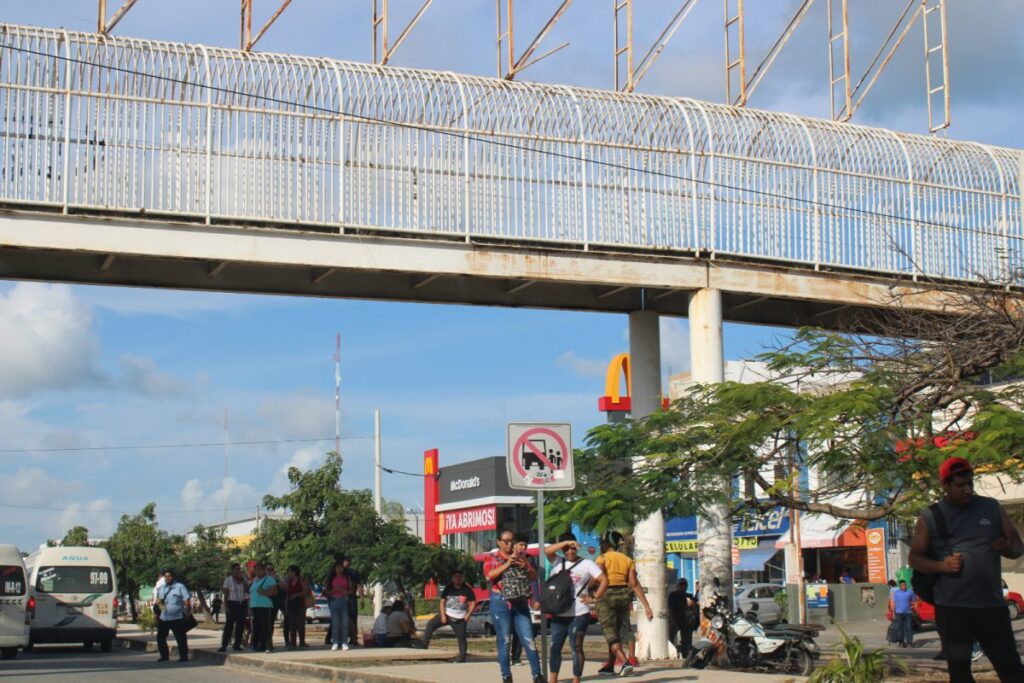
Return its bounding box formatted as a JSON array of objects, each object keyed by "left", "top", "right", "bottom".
[
  {"left": 183, "top": 614, "right": 199, "bottom": 632},
  {"left": 911, "top": 503, "right": 950, "bottom": 605},
  {"left": 885, "top": 620, "right": 899, "bottom": 644},
  {"left": 304, "top": 588, "right": 316, "bottom": 609}
]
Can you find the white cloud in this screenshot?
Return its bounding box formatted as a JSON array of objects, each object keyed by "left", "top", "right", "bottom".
[
  {"left": 117, "top": 355, "right": 196, "bottom": 398},
  {"left": 0, "top": 283, "right": 105, "bottom": 397},
  {"left": 256, "top": 389, "right": 335, "bottom": 437},
  {"left": 270, "top": 445, "right": 329, "bottom": 494},
  {"left": 6, "top": 467, "right": 85, "bottom": 507},
  {"left": 180, "top": 476, "right": 260, "bottom": 514},
  {"left": 556, "top": 351, "right": 607, "bottom": 379},
  {"left": 55, "top": 499, "right": 114, "bottom": 540}
]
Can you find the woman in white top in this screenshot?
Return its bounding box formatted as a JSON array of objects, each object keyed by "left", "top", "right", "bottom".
[{"left": 545, "top": 532, "right": 609, "bottom": 683}]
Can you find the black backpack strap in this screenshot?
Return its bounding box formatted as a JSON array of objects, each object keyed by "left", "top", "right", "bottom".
[{"left": 929, "top": 503, "right": 950, "bottom": 539}]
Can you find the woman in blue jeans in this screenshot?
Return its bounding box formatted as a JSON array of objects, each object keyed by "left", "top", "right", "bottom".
[
  {"left": 485, "top": 531, "right": 542, "bottom": 683},
  {"left": 545, "top": 533, "right": 609, "bottom": 683},
  {"left": 324, "top": 561, "right": 353, "bottom": 650}
]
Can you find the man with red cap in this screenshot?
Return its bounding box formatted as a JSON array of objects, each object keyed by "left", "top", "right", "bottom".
[{"left": 909, "top": 456, "right": 1024, "bottom": 682}]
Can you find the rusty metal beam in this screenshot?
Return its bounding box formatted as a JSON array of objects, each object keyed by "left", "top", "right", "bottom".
[
  {"left": 208, "top": 261, "right": 228, "bottom": 279},
  {"left": 411, "top": 274, "right": 440, "bottom": 289},
  {"left": 312, "top": 267, "right": 336, "bottom": 285},
  {"left": 374, "top": 0, "right": 435, "bottom": 66},
  {"left": 842, "top": 0, "right": 920, "bottom": 120},
  {"left": 827, "top": 0, "right": 851, "bottom": 121},
  {"left": 505, "top": 0, "right": 577, "bottom": 79},
  {"left": 98, "top": 0, "right": 140, "bottom": 35},
  {"left": 597, "top": 285, "right": 631, "bottom": 299},
  {"left": 724, "top": 0, "right": 746, "bottom": 105},
  {"left": 743, "top": 0, "right": 814, "bottom": 103},
  {"left": 628, "top": 0, "right": 701, "bottom": 92},
  {"left": 506, "top": 280, "right": 536, "bottom": 294},
  {"left": 240, "top": 0, "right": 252, "bottom": 51},
  {"left": 245, "top": 0, "right": 294, "bottom": 51},
  {"left": 726, "top": 295, "right": 770, "bottom": 313}
]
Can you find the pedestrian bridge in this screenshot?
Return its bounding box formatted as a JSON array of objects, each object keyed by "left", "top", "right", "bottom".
[{"left": 0, "top": 23, "right": 1019, "bottom": 326}]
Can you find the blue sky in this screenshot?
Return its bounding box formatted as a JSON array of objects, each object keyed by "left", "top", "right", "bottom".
[{"left": 1, "top": 0, "right": 1022, "bottom": 549}]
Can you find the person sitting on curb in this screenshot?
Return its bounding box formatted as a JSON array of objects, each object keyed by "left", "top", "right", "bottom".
[
  {"left": 386, "top": 599, "right": 417, "bottom": 647},
  {"left": 372, "top": 601, "right": 393, "bottom": 647},
  {"left": 414, "top": 569, "right": 477, "bottom": 662}
]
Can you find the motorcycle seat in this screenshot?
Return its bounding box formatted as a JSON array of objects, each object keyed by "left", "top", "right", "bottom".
[{"left": 763, "top": 624, "right": 824, "bottom": 637}]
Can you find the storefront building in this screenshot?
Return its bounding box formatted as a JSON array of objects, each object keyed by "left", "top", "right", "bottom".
[
  {"left": 666, "top": 507, "right": 790, "bottom": 585},
  {"left": 432, "top": 455, "right": 534, "bottom": 556}
]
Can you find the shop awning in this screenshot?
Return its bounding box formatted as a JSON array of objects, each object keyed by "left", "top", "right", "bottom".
[
  {"left": 774, "top": 514, "right": 866, "bottom": 549},
  {"left": 735, "top": 539, "right": 780, "bottom": 571}
]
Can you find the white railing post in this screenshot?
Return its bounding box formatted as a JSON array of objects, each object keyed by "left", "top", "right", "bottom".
[
  {"left": 199, "top": 45, "right": 213, "bottom": 225},
  {"left": 60, "top": 29, "right": 72, "bottom": 214}
]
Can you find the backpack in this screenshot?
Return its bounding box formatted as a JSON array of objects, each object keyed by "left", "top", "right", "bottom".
[
  {"left": 911, "top": 503, "right": 949, "bottom": 605},
  {"left": 501, "top": 560, "right": 534, "bottom": 602},
  {"left": 539, "top": 558, "right": 585, "bottom": 615}
]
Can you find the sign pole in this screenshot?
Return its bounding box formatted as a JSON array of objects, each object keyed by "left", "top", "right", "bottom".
[{"left": 538, "top": 489, "right": 548, "bottom": 678}]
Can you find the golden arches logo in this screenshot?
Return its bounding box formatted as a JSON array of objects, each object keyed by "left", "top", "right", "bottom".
[
  {"left": 598, "top": 353, "right": 632, "bottom": 412},
  {"left": 605, "top": 353, "right": 632, "bottom": 402},
  {"left": 424, "top": 455, "right": 436, "bottom": 475}
]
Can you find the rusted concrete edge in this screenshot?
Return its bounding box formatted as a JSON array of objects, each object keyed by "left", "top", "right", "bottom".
[{"left": 114, "top": 634, "right": 456, "bottom": 683}]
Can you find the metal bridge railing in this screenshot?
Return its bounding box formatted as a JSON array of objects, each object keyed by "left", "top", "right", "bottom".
[{"left": 0, "top": 23, "right": 1020, "bottom": 284}]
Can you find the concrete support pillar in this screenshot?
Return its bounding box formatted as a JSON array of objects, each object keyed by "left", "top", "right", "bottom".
[
  {"left": 628, "top": 310, "right": 668, "bottom": 661},
  {"left": 688, "top": 289, "right": 732, "bottom": 608}
]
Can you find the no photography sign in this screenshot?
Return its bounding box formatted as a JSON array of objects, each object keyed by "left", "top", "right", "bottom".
[{"left": 506, "top": 423, "right": 574, "bottom": 491}]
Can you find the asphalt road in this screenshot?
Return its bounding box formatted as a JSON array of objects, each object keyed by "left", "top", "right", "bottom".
[{"left": 0, "top": 645, "right": 300, "bottom": 682}]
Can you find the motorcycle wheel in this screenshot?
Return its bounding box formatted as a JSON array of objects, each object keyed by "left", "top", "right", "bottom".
[
  {"left": 684, "top": 650, "right": 710, "bottom": 670},
  {"left": 788, "top": 648, "right": 814, "bottom": 677}
]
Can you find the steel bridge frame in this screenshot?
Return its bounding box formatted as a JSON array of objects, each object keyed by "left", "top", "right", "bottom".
[{"left": 0, "top": 24, "right": 1019, "bottom": 285}]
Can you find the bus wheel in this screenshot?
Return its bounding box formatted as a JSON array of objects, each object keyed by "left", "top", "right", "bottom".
[
  {"left": 1, "top": 648, "right": 18, "bottom": 660},
  {"left": 83, "top": 641, "right": 94, "bottom": 650},
  {"left": 100, "top": 638, "right": 113, "bottom": 653}
]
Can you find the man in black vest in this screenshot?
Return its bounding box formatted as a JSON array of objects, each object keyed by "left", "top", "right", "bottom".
[{"left": 909, "top": 456, "right": 1024, "bottom": 682}]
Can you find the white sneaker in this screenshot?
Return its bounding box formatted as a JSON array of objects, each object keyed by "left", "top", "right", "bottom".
[
  {"left": 331, "top": 644, "right": 339, "bottom": 651},
  {"left": 342, "top": 644, "right": 351, "bottom": 651}
]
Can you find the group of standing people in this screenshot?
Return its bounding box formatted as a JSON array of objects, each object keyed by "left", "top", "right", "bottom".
[
  {"left": 217, "top": 560, "right": 315, "bottom": 653},
  {"left": 477, "top": 529, "right": 657, "bottom": 683}
]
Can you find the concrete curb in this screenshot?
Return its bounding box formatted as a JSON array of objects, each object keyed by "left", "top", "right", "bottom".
[{"left": 114, "top": 635, "right": 458, "bottom": 683}]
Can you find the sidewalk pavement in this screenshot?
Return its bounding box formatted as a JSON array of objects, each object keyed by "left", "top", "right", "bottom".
[
  {"left": 115, "top": 624, "right": 798, "bottom": 682},
  {"left": 117, "top": 614, "right": 1024, "bottom": 682}
]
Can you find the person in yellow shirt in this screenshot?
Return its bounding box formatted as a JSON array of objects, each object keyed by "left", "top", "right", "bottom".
[{"left": 595, "top": 532, "right": 653, "bottom": 676}]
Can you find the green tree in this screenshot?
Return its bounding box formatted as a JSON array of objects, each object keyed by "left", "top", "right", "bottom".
[
  {"left": 103, "top": 503, "right": 171, "bottom": 620},
  {"left": 368, "top": 521, "right": 479, "bottom": 596},
  {"left": 167, "top": 525, "right": 236, "bottom": 619},
  {"left": 548, "top": 284, "right": 1024, "bottom": 530},
  {"left": 250, "top": 452, "right": 384, "bottom": 582},
  {"left": 55, "top": 525, "right": 90, "bottom": 547},
  {"left": 252, "top": 452, "right": 478, "bottom": 596}
]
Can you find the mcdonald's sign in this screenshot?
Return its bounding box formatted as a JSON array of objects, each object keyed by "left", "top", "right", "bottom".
[
  {"left": 597, "top": 353, "right": 670, "bottom": 413},
  {"left": 598, "top": 353, "right": 632, "bottom": 412}
]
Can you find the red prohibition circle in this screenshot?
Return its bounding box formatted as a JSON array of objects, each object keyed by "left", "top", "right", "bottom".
[{"left": 511, "top": 427, "right": 569, "bottom": 485}]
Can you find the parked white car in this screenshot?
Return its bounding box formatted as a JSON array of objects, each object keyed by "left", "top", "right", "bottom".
[
  {"left": 306, "top": 597, "right": 330, "bottom": 623},
  {"left": 734, "top": 583, "right": 786, "bottom": 624}
]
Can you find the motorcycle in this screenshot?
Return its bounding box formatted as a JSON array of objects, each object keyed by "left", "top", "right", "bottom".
[{"left": 684, "top": 590, "right": 821, "bottom": 676}]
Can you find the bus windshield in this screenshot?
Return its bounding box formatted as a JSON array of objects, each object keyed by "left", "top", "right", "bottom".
[{"left": 36, "top": 566, "right": 113, "bottom": 594}]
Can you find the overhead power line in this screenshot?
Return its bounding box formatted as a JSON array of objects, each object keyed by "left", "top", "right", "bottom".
[
  {"left": 0, "top": 501, "right": 256, "bottom": 515},
  {"left": 0, "top": 435, "right": 371, "bottom": 455},
  {"left": 0, "top": 43, "right": 1005, "bottom": 242}
]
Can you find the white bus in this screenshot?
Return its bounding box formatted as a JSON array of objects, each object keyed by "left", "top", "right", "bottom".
[
  {"left": 24, "top": 546, "right": 118, "bottom": 652},
  {"left": 0, "top": 545, "right": 30, "bottom": 660}
]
